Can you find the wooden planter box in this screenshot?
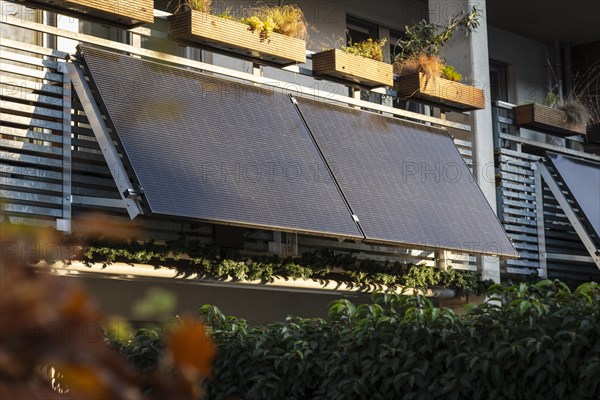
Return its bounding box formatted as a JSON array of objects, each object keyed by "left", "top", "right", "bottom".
[
  {"left": 169, "top": 10, "right": 306, "bottom": 66},
  {"left": 514, "top": 103, "right": 586, "bottom": 136},
  {"left": 396, "top": 73, "right": 485, "bottom": 111},
  {"left": 585, "top": 123, "right": 600, "bottom": 143},
  {"left": 311, "top": 49, "right": 393, "bottom": 88},
  {"left": 16, "top": 1, "right": 154, "bottom": 27}
]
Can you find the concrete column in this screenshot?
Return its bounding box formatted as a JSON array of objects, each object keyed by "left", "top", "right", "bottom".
[{"left": 429, "top": 0, "right": 500, "bottom": 282}]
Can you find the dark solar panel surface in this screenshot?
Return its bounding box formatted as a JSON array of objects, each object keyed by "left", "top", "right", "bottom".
[
  {"left": 547, "top": 152, "right": 600, "bottom": 239},
  {"left": 79, "top": 46, "right": 362, "bottom": 238},
  {"left": 296, "top": 97, "right": 518, "bottom": 257}
]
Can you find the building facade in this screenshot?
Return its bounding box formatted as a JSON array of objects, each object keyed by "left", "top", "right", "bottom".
[{"left": 1, "top": 0, "right": 599, "bottom": 322}]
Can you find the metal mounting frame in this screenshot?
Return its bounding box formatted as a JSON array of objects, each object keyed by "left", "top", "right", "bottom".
[
  {"left": 538, "top": 162, "right": 600, "bottom": 269},
  {"left": 66, "top": 62, "right": 143, "bottom": 219}
]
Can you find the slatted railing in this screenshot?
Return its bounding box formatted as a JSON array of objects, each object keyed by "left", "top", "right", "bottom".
[
  {"left": 493, "top": 101, "right": 600, "bottom": 280},
  {"left": 1, "top": 38, "right": 71, "bottom": 228}
]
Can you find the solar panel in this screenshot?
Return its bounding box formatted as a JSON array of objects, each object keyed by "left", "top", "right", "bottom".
[
  {"left": 295, "top": 97, "right": 518, "bottom": 257},
  {"left": 546, "top": 152, "right": 600, "bottom": 239},
  {"left": 78, "top": 46, "right": 362, "bottom": 239}
]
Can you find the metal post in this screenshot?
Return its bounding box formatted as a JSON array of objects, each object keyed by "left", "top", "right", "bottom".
[
  {"left": 56, "top": 62, "right": 72, "bottom": 232},
  {"left": 532, "top": 164, "right": 548, "bottom": 278},
  {"left": 435, "top": 250, "right": 449, "bottom": 271},
  {"left": 538, "top": 163, "right": 600, "bottom": 268},
  {"left": 66, "top": 62, "right": 143, "bottom": 219}
]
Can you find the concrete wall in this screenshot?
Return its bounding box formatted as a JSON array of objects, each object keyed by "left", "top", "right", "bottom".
[
  {"left": 63, "top": 274, "right": 371, "bottom": 324},
  {"left": 487, "top": 25, "right": 564, "bottom": 145},
  {"left": 487, "top": 25, "right": 550, "bottom": 104},
  {"left": 207, "top": 0, "right": 428, "bottom": 92}
]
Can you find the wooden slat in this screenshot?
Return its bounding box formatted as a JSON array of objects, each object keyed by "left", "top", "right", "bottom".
[
  {"left": 0, "top": 61, "right": 63, "bottom": 82},
  {"left": 1, "top": 88, "right": 63, "bottom": 107},
  {"left": 1, "top": 202, "right": 62, "bottom": 218},
  {"left": 0, "top": 177, "right": 62, "bottom": 193},
  {"left": 503, "top": 207, "right": 536, "bottom": 218},
  {"left": 502, "top": 215, "right": 536, "bottom": 226},
  {"left": 501, "top": 181, "right": 535, "bottom": 193},
  {"left": 498, "top": 149, "right": 540, "bottom": 162},
  {"left": 0, "top": 150, "right": 63, "bottom": 168},
  {"left": 0, "top": 189, "right": 63, "bottom": 205},
  {"left": 1, "top": 39, "right": 68, "bottom": 59},
  {"left": 0, "top": 138, "right": 63, "bottom": 157},
  {"left": 1, "top": 100, "right": 63, "bottom": 119},
  {"left": 502, "top": 190, "right": 536, "bottom": 201},
  {"left": 1, "top": 113, "right": 63, "bottom": 131},
  {"left": 0, "top": 126, "right": 63, "bottom": 144},
  {"left": 504, "top": 224, "right": 537, "bottom": 235},
  {"left": 499, "top": 171, "right": 534, "bottom": 185},
  {"left": 0, "top": 50, "right": 59, "bottom": 69},
  {"left": 502, "top": 198, "right": 536, "bottom": 210},
  {"left": 0, "top": 164, "right": 62, "bottom": 181},
  {"left": 2, "top": 215, "right": 57, "bottom": 227},
  {"left": 1, "top": 79, "right": 64, "bottom": 97}
]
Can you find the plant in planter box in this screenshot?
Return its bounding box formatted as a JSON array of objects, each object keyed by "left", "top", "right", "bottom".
[
  {"left": 514, "top": 94, "right": 590, "bottom": 137},
  {"left": 312, "top": 38, "right": 394, "bottom": 88},
  {"left": 514, "top": 62, "right": 594, "bottom": 137},
  {"left": 394, "top": 7, "right": 485, "bottom": 110},
  {"left": 16, "top": 0, "right": 154, "bottom": 27},
  {"left": 169, "top": 0, "right": 308, "bottom": 65}
]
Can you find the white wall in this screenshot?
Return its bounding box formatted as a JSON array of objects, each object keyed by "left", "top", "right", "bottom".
[
  {"left": 488, "top": 25, "right": 566, "bottom": 145},
  {"left": 66, "top": 274, "right": 370, "bottom": 324},
  {"left": 487, "top": 25, "right": 550, "bottom": 104},
  {"left": 207, "top": 0, "right": 428, "bottom": 93}
]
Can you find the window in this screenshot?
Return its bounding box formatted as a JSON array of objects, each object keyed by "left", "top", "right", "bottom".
[
  {"left": 346, "top": 15, "right": 379, "bottom": 45},
  {"left": 489, "top": 60, "right": 509, "bottom": 103}
]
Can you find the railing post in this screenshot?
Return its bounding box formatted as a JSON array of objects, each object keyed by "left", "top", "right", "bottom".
[
  {"left": 532, "top": 164, "right": 548, "bottom": 278},
  {"left": 56, "top": 62, "right": 72, "bottom": 232}
]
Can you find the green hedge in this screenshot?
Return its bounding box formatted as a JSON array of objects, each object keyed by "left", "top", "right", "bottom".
[{"left": 114, "top": 281, "right": 600, "bottom": 399}]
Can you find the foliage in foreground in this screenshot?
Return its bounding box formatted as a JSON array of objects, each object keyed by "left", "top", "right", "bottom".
[
  {"left": 0, "top": 225, "right": 215, "bottom": 400},
  {"left": 117, "top": 281, "right": 600, "bottom": 400}
]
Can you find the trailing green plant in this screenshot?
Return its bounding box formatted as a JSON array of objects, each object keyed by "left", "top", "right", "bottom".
[
  {"left": 174, "top": 0, "right": 307, "bottom": 40},
  {"left": 442, "top": 64, "right": 463, "bottom": 82},
  {"left": 341, "top": 38, "right": 387, "bottom": 61},
  {"left": 536, "top": 90, "right": 591, "bottom": 125},
  {"left": 117, "top": 280, "right": 600, "bottom": 400},
  {"left": 250, "top": 3, "right": 308, "bottom": 40},
  {"left": 59, "top": 236, "right": 492, "bottom": 293}
]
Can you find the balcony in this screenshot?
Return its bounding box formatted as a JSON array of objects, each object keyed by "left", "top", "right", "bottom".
[{"left": 1, "top": 1, "right": 598, "bottom": 318}]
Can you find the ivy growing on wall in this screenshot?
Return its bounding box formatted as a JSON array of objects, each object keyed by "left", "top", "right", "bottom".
[{"left": 72, "top": 237, "right": 493, "bottom": 294}]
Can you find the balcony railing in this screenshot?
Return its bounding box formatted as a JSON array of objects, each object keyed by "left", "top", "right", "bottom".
[{"left": 492, "top": 101, "right": 600, "bottom": 280}]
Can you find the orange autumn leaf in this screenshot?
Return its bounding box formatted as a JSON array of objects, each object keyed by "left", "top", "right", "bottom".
[
  {"left": 167, "top": 317, "right": 216, "bottom": 376},
  {"left": 61, "top": 288, "right": 94, "bottom": 319},
  {"left": 57, "top": 364, "right": 109, "bottom": 399}
]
